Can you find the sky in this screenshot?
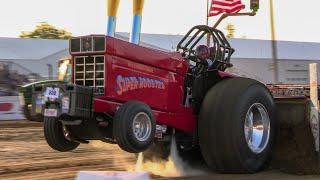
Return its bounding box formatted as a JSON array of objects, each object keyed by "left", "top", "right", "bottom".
[{"left": 0, "top": 0, "right": 319, "bottom": 42}]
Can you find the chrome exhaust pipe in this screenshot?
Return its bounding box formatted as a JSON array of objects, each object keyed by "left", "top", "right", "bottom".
[
  {"left": 106, "top": 0, "right": 120, "bottom": 37},
  {"left": 130, "top": 0, "right": 145, "bottom": 44}
]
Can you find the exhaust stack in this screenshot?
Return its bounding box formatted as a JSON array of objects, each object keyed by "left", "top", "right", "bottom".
[
  {"left": 106, "top": 0, "right": 120, "bottom": 37},
  {"left": 130, "top": 0, "right": 145, "bottom": 44}
]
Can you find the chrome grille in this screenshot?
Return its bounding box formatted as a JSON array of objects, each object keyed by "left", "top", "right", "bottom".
[{"left": 74, "top": 56, "right": 105, "bottom": 95}]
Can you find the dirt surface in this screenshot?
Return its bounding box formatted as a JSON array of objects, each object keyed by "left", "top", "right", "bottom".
[{"left": 1, "top": 121, "right": 320, "bottom": 180}]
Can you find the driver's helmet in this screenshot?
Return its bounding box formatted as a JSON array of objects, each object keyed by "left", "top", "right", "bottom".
[{"left": 195, "top": 45, "right": 210, "bottom": 60}]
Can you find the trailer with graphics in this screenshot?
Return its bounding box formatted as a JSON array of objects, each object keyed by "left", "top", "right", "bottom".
[{"left": 31, "top": 0, "right": 320, "bottom": 174}]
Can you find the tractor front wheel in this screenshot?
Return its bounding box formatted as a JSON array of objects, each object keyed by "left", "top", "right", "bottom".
[
  {"left": 44, "top": 117, "right": 80, "bottom": 152},
  {"left": 199, "top": 77, "right": 277, "bottom": 173},
  {"left": 113, "top": 101, "right": 156, "bottom": 153}
]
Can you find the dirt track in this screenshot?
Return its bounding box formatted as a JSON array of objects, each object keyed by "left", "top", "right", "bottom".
[{"left": 1, "top": 121, "right": 320, "bottom": 180}]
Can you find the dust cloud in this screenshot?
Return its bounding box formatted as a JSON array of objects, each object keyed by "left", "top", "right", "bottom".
[
  {"left": 90, "top": 139, "right": 207, "bottom": 177},
  {"left": 90, "top": 141, "right": 110, "bottom": 148},
  {"left": 130, "top": 138, "right": 207, "bottom": 177}
]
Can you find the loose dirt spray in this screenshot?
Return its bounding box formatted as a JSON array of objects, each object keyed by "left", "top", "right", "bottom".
[
  {"left": 90, "top": 139, "right": 207, "bottom": 177},
  {"left": 90, "top": 141, "right": 111, "bottom": 148},
  {"left": 130, "top": 137, "right": 207, "bottom": 177}
]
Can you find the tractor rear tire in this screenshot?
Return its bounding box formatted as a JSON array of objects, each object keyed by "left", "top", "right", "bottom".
[
  {"left": 199, "top": 77, "right": 277, "bottom": 173},
  {"left": 44, "top": 117, "right": 80, "bottom": 152},
  {"left": 114, "top": 101, "right": 156, "bottom": 153}
]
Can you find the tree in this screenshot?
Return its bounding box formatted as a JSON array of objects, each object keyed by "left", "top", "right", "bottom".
[
  {"left": 20, "top": 22, "right": 72, "bottom": 40},
  {"left": 225, "top": 23, "right": 235, "bottom": 38}
]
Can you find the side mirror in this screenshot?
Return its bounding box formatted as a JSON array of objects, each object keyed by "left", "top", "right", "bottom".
[{"left": 250, "top": 0, "right": 259, "bottom": 12}]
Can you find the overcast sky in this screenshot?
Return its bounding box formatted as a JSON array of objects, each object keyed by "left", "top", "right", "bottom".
[{"left": 0, "top": 0, "right": 319, "bottom": 42}]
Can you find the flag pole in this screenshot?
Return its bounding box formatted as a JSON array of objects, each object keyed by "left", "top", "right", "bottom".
[
  {"left": 269, "top": 0, "right": 279, "bottom": 83},
  {"left": 206, "top": 0, "right": 209, "bottom": 26},
  {"left": 206, "top": 0, "right": 211, "bottom": 47}
]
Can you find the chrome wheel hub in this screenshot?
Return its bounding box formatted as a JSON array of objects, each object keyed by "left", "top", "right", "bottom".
[
  {"left": 132, "top": 112, "right": 152, "bottom": 142},
  {"left": 244, "top": 103, "right": 270, "bottom": 154}
]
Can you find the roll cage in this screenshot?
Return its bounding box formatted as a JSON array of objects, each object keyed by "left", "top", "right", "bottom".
[{"left": 176, "top": 25, "right": 234, "bottom": 71}]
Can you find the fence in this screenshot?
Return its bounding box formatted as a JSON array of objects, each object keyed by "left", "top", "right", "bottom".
[{"left": 0, "top": 96, "right": 24, "bottom": 120}]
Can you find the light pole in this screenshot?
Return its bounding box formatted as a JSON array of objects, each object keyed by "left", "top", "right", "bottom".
[
  {"left": 47, "top": 64, "right": 53, "bottom": 80},
  {"left": 269, "top": 0, "right": 279, "bottom": 83}
]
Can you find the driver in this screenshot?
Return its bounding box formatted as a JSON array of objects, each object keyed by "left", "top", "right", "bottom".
[{"left": 195, "top": 45, "right": 213, "bottom": 67}]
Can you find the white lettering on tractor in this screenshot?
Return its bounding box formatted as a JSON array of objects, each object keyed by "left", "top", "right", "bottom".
[{"left": 116, "top": 75, "right": 165, "bottom": 95}]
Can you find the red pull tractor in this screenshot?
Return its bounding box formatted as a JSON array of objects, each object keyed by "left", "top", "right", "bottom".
[{"left": 31, "top": 0, "right": 320, "bottom": 174}]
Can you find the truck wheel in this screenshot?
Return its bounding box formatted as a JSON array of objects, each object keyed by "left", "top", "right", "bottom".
[
  {"left": 114, "top": 101, "right": 156, "bottom": 153},
  {"left": 199, "top": 77, "right": 277, "bottom": 173},
  {"left": 44, "top": 117, "right": 80, "bottom": 152},
  {"left": 23, "top": 105, "right": 43, "bottom": 122}
]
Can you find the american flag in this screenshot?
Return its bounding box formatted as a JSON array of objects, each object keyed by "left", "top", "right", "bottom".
[{"left": 209, "top": 0, "right": 245, "bottom": 17}]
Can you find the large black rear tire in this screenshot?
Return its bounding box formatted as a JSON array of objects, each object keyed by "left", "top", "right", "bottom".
[
  {"left": 113, "top": 101, "right": 156, "bottom": 153},
  {"left": 44, "top": 117, "right": 80, "bottom": 152},
  {"left": 199, "top": 77, "right": 277, "bottom": 173}
]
